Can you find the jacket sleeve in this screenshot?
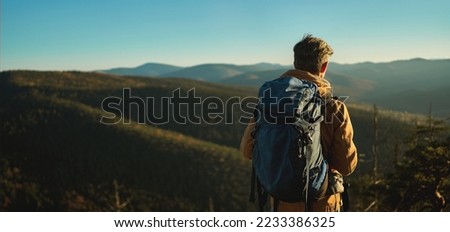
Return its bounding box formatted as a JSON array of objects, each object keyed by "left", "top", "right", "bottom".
[
  {"left": 326, "top": 100, "right": 358, "bottom": 176},
  {"left": 240, "top": 117, "right": 255, "bottom": 159}
]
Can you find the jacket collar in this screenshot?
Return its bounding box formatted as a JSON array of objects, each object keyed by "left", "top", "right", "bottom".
[{"left": 281, "top": 69, "right": 332, "bottom": 99}]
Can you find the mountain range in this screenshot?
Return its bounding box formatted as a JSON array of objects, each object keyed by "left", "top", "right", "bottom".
[
  {"left": 101, "top": 62, "right": 288, "bottom": 80},
  {"left": 101, "top": 58, "right": 450, "bottom": 117}
]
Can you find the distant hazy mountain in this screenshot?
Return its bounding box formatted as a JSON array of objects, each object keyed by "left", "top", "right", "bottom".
[
  {"left": 102, "top": 62, "right": 288, "bottom": 81},
  {"left": 325, "top": 72, "right": 376, "bottom": 99},
  {"left": 160, "top": 64, "right": 243, "bottom": 81},
  {"left": 220, "top": 69, "right": 287, "bottom": 86},
  {"left": 328, "top": 58, "right": 450, "bottom": 91},
  {"left": 100, "top": 62, "right": 182, "bottom": 77},
  {"left": 327, "top": 58, "right": 450, "bottom": 116},
  {"left": 234, "top": 62, "right": 290, "bottom": 72},
  {"left": 160, "top": 63, "right": 288, "bottom": 81}
]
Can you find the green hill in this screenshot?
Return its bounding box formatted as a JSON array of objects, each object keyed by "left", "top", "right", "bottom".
[{"left": 0, "top": 71, "right": 254, "bottom": 211}]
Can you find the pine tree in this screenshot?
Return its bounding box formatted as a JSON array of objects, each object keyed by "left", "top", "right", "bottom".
[{"left": 382, "top": 113, "right": 449, "bottom": 211}]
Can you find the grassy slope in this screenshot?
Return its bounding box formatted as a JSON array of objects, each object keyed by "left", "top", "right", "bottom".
[{"left": 0, "top": 71, "right": 254, "bottom": 211}]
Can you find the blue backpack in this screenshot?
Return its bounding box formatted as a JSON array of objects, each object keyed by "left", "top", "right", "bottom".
[{"left": 250, "top": 76, "right": 329, "bottom": 210}]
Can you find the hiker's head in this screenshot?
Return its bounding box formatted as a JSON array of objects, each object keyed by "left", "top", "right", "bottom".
[{"left": 293, "top": 34, "right": 334, "bottom": 77}]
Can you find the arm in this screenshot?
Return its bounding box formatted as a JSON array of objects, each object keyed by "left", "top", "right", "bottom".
[
  {"left": 324, "top": 100, "right": 358, "bottom": 176},
  {"left": 240, "top": 117, "right": 255, "bottom": 160}
]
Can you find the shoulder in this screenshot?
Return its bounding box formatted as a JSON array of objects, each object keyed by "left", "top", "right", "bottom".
[
  {"left": 325, "top": 96, "right": 348, "bottom": 111},
  {"left": 324, "top": 97, "right": 351, "bottom": 125}
]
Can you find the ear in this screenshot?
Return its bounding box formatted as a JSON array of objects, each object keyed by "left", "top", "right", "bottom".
[
  {"left": 293, "top": 60, "right": 299, "bottom": 69},
  {"left": 320, "top": 61, "right": 328, "bottom": 74}
]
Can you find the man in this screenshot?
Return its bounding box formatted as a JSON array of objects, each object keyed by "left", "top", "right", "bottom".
[{"left": 240, "top": 34, "right": 358, "bottom": 211}]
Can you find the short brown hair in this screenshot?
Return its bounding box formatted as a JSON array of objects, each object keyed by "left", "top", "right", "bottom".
[{"left": 293, "top": 34, "right": 334, "bottom": 73}]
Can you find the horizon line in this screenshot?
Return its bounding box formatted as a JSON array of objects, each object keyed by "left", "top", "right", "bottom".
[{"left": 1, "top": 57, "right": 449, "bottom": 72}]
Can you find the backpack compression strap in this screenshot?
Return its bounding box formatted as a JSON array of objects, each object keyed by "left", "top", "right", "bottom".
[{"left": 297, "top": 126, "right": 312, "bottom": 211}]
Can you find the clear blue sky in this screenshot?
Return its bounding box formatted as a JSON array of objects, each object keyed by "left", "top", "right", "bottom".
[{"left": 1, "top": 0, "right": 449, "bottom": 71}]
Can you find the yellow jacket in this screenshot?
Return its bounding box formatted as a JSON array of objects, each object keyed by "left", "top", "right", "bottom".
[{"left": 240, "top": 69, "right": 358, "bottom": 211}]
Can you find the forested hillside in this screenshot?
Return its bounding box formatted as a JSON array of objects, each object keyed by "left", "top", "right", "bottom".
[
  {"left": 1, "top": 71, "right": 448, "bottom": 211},
  {"left": 0, "top": 71, "right": 253, "bottom": 211}
]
